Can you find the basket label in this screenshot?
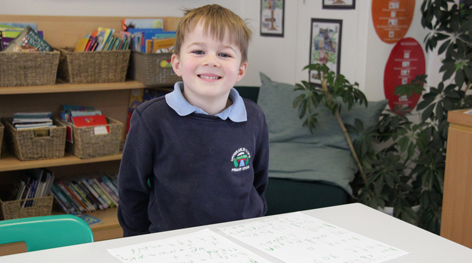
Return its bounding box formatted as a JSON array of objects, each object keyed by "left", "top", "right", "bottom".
[{"left": 94, "top": 126, "right": 109, "bottom": 135}]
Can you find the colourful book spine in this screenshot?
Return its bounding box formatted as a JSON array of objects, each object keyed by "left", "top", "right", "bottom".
[
  {"left": 56, "top": 181, "right": 85, "bottom": 213},
  {"left": 51, "top": 183, "right": 76, "bottom": 213},
  {"left": 68, "top": 182, "right": 95, "bottom": 212},
  {"left": 81, "top": 179, "right": 109, "bottom": 209},
  {"left": 72, "top": 181, "right": 100, "bottom": 211},
  {"left": 102, "top": 175, "right": 118, "bottom": 197},
  {"left": 95, "top": 178, "right": 119, "bottom": 207},
  {"left": 88, "top": 179, "right": 115, "bottom": 208},
  {"left": 53, "top": 182, "right": 81, "bottom": 213},
  {"left": 25, "top": 179, "right": 39, "bottom": 207},
  {"left": 77, "top": 180, "right": 104, "bottom": 210}
]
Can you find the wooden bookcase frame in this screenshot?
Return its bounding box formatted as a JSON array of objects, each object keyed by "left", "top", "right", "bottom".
[{"left": 0, "top": 15, "right": 180, "bottom": 255}]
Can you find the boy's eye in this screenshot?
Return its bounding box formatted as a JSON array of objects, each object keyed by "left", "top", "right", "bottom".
[
  {"left": 192, "top": 50, "right": 204, "bottom": 55},
  {"left": 219, "top": 53, "right": 231, "bottom": 58}
]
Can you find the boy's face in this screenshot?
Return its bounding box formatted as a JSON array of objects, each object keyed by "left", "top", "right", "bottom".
[{"left": 171, "top": 22, "right": 247, "bottom": 105}]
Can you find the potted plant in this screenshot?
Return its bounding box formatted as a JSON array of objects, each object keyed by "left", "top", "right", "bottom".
[
  {"left": 293, "top": 63, "right": 420, "bottom": 226},
  {"left": 294, "top": 0, "right": 472, "bottom": 234},
  {"left": 393, "top": 0, "right": 472, "bottom": 233}
]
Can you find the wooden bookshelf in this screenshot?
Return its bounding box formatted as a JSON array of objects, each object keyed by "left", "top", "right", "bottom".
[
  {"left": 0, "top": 14, "right": 180, "bottom": 254},
  {"left": 441, "top": 109, "right": 472, "bottom": 249}
]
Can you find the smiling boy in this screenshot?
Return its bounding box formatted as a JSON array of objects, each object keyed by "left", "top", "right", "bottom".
[{"left": 117, "top": 4, "right": 269, "bottom": 237}]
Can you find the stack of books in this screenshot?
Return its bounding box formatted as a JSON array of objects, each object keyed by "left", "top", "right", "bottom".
[
  {"left": 12, "top": 112, "right": 54, "bottom": 130},
  {"left": 60, "top": 105, "right": 110, "bottom": 138},
  {"left": 51, "top": 174, "right": 119, "bottom": 214},
  {"left": 1, "top": 22, "right": 40, "bottom": 51},
  {"left": 122, "top": 18, "right": 176, "bottom": 54},
  {"left": 1, "top": 24, "right": 52, "bottom": 53},
  {"left": 73, "top": 27, "right": 130, "bottom": 52},
  {"left": 15, "top": 168, "right": 55, "bottom": 208}
]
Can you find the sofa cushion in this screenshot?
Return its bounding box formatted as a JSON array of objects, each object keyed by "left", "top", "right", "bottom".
[
  {"left": 268, "top": 142, "right": 357, "bottom": 194},
  {"left": 258, "top": 72, "right": 388, "bottom": 194},
  {"left": 258, "top": 72, "right": 388, "bottom": 150}
]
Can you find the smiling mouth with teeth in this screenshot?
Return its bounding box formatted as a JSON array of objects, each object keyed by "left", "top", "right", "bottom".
[{"left": 199, "top": 75, "right": 221, "bottom": 80}]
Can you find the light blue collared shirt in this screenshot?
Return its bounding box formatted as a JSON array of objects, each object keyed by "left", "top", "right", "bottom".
[{"left": 165, "top": 81, "right": 247, "bottom": 122}]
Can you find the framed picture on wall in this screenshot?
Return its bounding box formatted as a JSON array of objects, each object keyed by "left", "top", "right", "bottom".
[
  {"left": 260, "top": 0, "right": 285, "bottom": 37},
  {"left": 309, "top": 18, "right": 343, "bottom": 85},
  {"left": 322, "top": 0, "right": 356, "bottom": 10}
]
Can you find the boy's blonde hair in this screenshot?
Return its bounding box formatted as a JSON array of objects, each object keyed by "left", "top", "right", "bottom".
[{"left": 174, "top": 4, "right": 252, "bottom": 63}]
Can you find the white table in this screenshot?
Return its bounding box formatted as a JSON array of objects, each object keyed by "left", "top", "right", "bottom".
[{"left": 2, "top": 203, "right": 471, "bottom": 262}]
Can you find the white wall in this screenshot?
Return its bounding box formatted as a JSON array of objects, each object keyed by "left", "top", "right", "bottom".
[
  {"left": 294, "top": 0, "right": 370, "bottom": 94},
  {"left": 1, "top": 0, "right": 433, "bottom": 101}
]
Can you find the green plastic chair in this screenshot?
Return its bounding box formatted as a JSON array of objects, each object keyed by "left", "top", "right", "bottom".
[{"left": 0, "top": 214, "right": 94, "bottom": 252}]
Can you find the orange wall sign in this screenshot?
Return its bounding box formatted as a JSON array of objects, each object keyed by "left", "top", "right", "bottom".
[
  {"left": 384, "top": 37, "right": 425, "bottom": 114},
  {"left": 372, "top": 0, "right": 416, "bottom": 44}
]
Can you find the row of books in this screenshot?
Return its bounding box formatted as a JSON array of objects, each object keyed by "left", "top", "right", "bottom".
[
  {"left": 128, "top": 29, "right": 175, "bottom": 54},
  {"left": 122, "top": 18, "right": 175, "bottom": 54},
  {"left": 0, "top": 22, "right": 53, "bottom": 53},
  {"left": 73, "top": 27, "right": 130, "bottom": 52},
  {"left": 15, "top": 168, "right": 55, "bottom": 208},
  {"left": 51, "top": 174, "right": 119, "bottom": 214},
  {"left": 60, "top": 104, "right": 102, "bottom": 123},
  {"left": 2, "top": 18, "right": 175, "bottom": 54},
  {"left": 12, "top": 111, "right": 55, "bottom": 130}
]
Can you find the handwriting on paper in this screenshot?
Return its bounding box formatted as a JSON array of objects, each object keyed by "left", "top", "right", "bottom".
[
  {"left": 218, "top": 212, "right": 408, "bottom": 263},
  {"left": 106, "top": 228, "right": 271, "bottom": 263}
]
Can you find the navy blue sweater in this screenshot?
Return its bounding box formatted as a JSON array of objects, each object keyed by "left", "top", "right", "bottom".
[{"left": 118, "top": 96, "right": 269, "bottom": 236}]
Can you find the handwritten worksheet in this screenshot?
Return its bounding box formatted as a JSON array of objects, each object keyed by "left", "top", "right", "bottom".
[
  {"left": 107, "top": 228, "right": 271, "bottom": 263},
  {"left": 218, "top": 212, "right": 409, "bottom": 263}
]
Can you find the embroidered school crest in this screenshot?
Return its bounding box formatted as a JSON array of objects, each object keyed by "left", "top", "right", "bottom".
[{"left": 231, "top": 148, "right": 251, "bottom": 172}]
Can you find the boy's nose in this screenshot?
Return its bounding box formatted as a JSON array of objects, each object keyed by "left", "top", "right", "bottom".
[{"left": 202, "top": 53, "right": 219, "bottom": 67}]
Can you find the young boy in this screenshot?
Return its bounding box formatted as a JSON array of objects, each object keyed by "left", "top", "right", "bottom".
[{"left": 118, "top": 4, "right": 269, "bottom": 237}]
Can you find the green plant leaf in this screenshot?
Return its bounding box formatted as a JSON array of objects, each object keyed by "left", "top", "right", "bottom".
[
  {"left": 417, "top": 96, "right": 436, "bottom": 110},
  {"left": 421, "top": 103, "right": 436, "bottom": 122},
  {"left": 455, "top": 69, "right": 465, "bottom": 87}
]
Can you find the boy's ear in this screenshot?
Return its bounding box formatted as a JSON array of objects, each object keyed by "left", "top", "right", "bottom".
[
  {"left": 236, "top": 61, "right": 248, "bottom": 82},
  {"left": 171, "top": 54, "right": 182, "bottom": 77}
]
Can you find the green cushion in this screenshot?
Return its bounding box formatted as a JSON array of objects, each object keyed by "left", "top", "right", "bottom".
[
  {"left": 257, "top": 72, "right": 388, "bottom": 194},
  {"left": 258, "top": 72, "right": 388, "bottom": 149},
  {"left": 268, "top": 142, "right": 358, "bottom": 194}
]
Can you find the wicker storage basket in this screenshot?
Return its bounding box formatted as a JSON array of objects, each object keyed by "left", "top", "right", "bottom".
[
  {"left": 0, "top": 51, "right": 60, "bottom": 87},
  {"left": 0, "top": 195, "right": 53, "bottom": 220},
  {"left": 127, "top": 51, "right": 181, "bottom": 86},
  {"left": 57, "top": 117, "right": 123, "bottom": 159},
  {"left": 2, "top": 118, "right": 66, "bottom": 161},
  {"left": 0, "top": 122, "right": 3, "bottom": 158},
  {"left": 57, "top": 48, "right": 131, "bottom": 84}
]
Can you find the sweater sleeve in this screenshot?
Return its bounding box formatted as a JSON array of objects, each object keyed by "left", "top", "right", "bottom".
[
  {"left": 252, "top": 111, "right": 270, "bottom": 215},
  {"left": 117, "top": 110, "right": 154, "bottom": 237}
]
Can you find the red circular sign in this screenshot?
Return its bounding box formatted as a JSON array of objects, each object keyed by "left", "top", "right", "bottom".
[{"left": 384, "top": 37, "right": 425, "bottom": 114}]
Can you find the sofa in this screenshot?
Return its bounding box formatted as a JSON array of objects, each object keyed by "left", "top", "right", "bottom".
[{"left": 235, "top": 73, "right": 388, "bottom": 216}]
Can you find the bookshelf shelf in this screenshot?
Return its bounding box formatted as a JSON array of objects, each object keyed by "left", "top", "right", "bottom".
[
  {"left": 0, "top": 81, "right": 145, "bottom": 95},
  {"left": 0, "top": 152, "right": 123, "bottom": 172}
]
